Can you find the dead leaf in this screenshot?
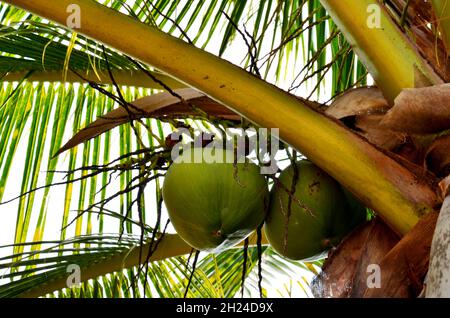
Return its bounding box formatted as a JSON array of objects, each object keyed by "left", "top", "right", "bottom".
[
  {"left": 389, "top": 0, "right": 432, "bottom": 23},
  {"left": 311, "top": 219, "right": 399, "bottom": 298},
  {"left": 363, "top": 212, "right": 438, "bottom": 298},
  {"left": 326, "top": 87, "right": 390, "bottom": 119},
  {"left": 311, "top": 222, "right": 372, "bottom": 298},
  {"left": 411, "top": 25, "right": 450, "bottom": 82},
  {"left": 54, "top": 88, "right": 240, "bottom": 157},
  {"left": 324, "top": 88, "right": 410, "bottom": 153},
  {"left": 355, "top": 115, "right": 431, "bottom": 166},
  {"left": 295, "top": 96, "right": 327, "bottom": 112},
  {"left": 380, "top": 84, "right": 450, "bottom": 134},
  {"left": 425, "top": 134, "right": 450, "bottom": 177},
  {"left": 348, "top": 220, "right": 400, "bottom": 297},
  {"left": 389, "top": 1, "right": 450, "bottom": 81},
  {"left": 355, "top": 114, "right": 408, "bottom": 151},
  {"left": 313, "top": 212, "right": 438, "bottom": 298}
]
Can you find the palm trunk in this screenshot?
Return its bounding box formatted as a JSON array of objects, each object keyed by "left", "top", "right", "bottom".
[{"left": 426, "top": 194, "right": 450, "bottom": 297}]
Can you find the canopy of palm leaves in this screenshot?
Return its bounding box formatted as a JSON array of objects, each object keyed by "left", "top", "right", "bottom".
[{"left": 0, "top": 0, "right": 446, "bottom": 298}]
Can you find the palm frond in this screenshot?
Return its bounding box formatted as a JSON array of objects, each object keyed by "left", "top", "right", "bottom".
[
  {"left": 0, "top": 233, "right": 139, "bottom": 298},
  {"left": 0, "top": 1, "right": 367, "bottom": 97}
]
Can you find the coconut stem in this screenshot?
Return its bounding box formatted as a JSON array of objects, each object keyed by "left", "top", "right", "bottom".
[
  {"left": 184, "top": 249, "right": 200, "bottom": 298},
  {"left": 256, "top": 224, "right": 264, "bottom": 298},
  {"left": 241, "top": 238, "right": 250, "bottom": 298}
]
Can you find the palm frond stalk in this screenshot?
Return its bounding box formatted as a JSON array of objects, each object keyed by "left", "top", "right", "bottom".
[
  {"left": 320, "top": 0, "right": 443, "bottom": 102},
  {"left": 4, "top": 0, "right": 441, "bottom": 236},
  {"left": 15, "top": 234, "right": 190, "bottom": 298},
  {"left": 5, "top": 231, "right": 268, "bottom": 298},
  {"left": 2, "top": 70, "right": 185, "bottom": 89}
]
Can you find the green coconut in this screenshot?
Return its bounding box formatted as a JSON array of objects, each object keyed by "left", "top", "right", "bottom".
[
  {"left": 162, "top": 147, "right": 268, "bottom": 253},
  {"left": 264, "top": 160, "right": 367, "bottom": 261},
  {"left": 333, "top": 187, "right": 368, "bottom": 237}
]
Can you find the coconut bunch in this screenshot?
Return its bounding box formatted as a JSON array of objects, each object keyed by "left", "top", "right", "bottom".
[
  {"left": 56, "top": 81, "right": 450, "bottom": 267},
  {"left": 55, "top": 86, "right": 371, "bottom": 261},
  {"left": 162, "top": 144, "right": 367, "bottom": 260}
]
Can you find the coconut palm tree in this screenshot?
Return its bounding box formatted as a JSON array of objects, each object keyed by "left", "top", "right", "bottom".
[{"left": 0, "top": 0, "right": 448, "bottom": 298}]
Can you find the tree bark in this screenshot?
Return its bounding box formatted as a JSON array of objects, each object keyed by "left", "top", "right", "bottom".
[{"left": 426, "top": 195, "right": 450, "bottom": 297}]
